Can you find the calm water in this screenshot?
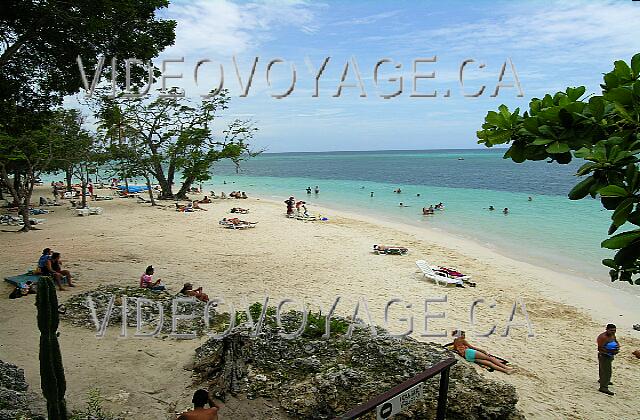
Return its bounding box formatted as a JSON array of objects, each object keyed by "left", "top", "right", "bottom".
[{"left": 205, "top": 149, "right": 612, "bottom": 280}]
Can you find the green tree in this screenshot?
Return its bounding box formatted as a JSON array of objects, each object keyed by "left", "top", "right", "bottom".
[
  {"left": 48, "top": 109, "right": 104, "bottom": 209},
  {"left": 0, "top": 122, "right": 55, "bottom": 230},
  {"left": 0, "top": 0, "right": 175, "bottom": 229},
  {"left": 96, "top": 90, "right": 259, "bottom": 200},
  {"left": 477, "top": 53, "right": 640, "bottom": 284}
]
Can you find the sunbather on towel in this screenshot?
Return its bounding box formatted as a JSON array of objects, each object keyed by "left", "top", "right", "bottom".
[
  {"left": 222, "top": 217, "right": 255, "bottom": 226},
  {"left": 452, "top": 330, "right": 513, "bottom": 374},
  {"left": 180, "top": 283, "right": 209, "bottom": 302},
  {"left": 373, "top": 244, "right": 408, "bottom": 253},
  {"left": 140, "top": 265, "right": 166, "bottom": 291}
]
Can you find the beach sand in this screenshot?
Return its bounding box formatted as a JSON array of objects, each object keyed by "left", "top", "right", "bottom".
[{"left": 1, "top": 186, "right": 639, "bottom": 419}]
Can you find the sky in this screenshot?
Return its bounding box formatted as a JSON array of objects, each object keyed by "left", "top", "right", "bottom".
[{"left": 70, "top": 0, "right": 640, "bottom": 152}]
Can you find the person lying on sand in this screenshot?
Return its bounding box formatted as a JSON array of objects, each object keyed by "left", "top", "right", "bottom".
[
  {"left": 191, "top": 201, "right": 208, "bottom": 211},
  {"left": 177, "top": 389, "right": 221, "bottom": 420},
  {"left": 452, "top": 330, "right": 513, "bottom": 374},
  {"left": 179, "top": 283, "right": 209, "bottom": 302},
  {"left": 230, "top": 208, "right": 249, "bottom": 214},
  {"left": 373, "top": 244, "right": 408, "bottom": 254},
  {"left": 221, "top": 217, "right": 256, "bottom": 226},
  {"left": 199, "top": 196, "right": 212, "bottom": 204}
]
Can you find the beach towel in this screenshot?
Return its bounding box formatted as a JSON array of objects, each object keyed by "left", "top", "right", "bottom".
[
  {"left": 5, "top": 273, "right": 68, "bottom": 288},
  {"left": 4, "top": 273, "right": 42, "bottom": 288}
]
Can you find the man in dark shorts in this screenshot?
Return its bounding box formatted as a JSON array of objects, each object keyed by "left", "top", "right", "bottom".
[
  {"left": 596, "top": 324, "right": 619, "bottom": 395},
  {"left": 177, "top": 389, "right": 221, "bottom": 420},
  {"left": 284, "top": 196, "right": 295, "bottom": 215}
]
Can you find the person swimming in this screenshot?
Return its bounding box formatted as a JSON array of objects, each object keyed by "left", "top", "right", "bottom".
[
  {"left": 503, "top": 207, "right": 509, "bottom": 214},
  {"left": 488, "top": 206, "right": 495, "bottom": 211}
]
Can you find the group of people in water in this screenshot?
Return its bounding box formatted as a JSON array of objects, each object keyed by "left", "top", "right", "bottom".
[
  {"left": 422, "top": 203, "right": 444, "bottom": 215},
  {"left": 306, "top": 186, "right": 320, "bottom": 194}
]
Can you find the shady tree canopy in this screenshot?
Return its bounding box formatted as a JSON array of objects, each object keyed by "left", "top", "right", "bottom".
[{"left": 477, "top": 53, "right": 640, "bottom": 284}]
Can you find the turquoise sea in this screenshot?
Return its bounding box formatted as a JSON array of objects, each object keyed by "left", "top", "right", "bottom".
[{"left": 202, "top": 149, "right": 611, "bottom": 281}]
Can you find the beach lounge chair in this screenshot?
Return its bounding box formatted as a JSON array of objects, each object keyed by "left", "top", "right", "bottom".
[
  {"left": 416, "top": 260, "right": 464, "bottom": 287},
  {"left": 428, "top": 263, "right": 474, "bottom": 285}
]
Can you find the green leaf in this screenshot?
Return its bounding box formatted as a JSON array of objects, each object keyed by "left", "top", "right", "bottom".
[
  {"left": 602, "top": 258, "right": 618, "bottom": 269},
  {"left": 598, "top": 185, "right": 628, "bottom": 197},
  {"left": 568, "top": 176, "right": 595, "bottom": 200},
  {"left": 606, "top": 88, "right": 633, "bottom": 105},
  {"left": 614, "top": 60, "right": 632, "bottom": 78},
  {"left": 632, "top": 53, "right": 640, "bottom": 77},
  {"left": 601, "top": 230, "right": 640, "bottom": 249},
  {"left": 532, "top": 138, "right": 554, "bottom": 145},
  {"left": 588, "top": 96, "right": 604, "bottom": 119},
  {"left": 546, "top": 141, "right": 569, "bottom": 154},
  {"left": 612, "top": 198, "right": 635, "bottom": 227},
  {"left": 566, "top": 86, "right": 586, "bottom": 101}
]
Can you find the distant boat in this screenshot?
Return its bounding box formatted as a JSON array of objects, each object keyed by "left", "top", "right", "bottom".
[{"left": 457, "top": 157, "right": 464, "bottom": 160}]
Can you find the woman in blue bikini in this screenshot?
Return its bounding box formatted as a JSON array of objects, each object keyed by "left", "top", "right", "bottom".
[{"left": 452, "top": 330, "right": 513, "bottom": 374}]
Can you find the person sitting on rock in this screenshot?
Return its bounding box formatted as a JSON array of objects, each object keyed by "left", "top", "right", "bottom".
[
  {"left": 179, "top": 283, "right": 209, "bottom": 302},
  {"left": 177, "top": 389, "right": 222, "bottom": 420},
  {"left": 452, "top": 330, "right": 513, "bottom": 374},
  {"left": 139, "top": 265, "right": 166, "bottom": 291}
]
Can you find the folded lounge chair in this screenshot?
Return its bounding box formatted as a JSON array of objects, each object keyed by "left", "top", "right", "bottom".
[{"left": 415, "top": 260, "right": 464, "bottom": 287}]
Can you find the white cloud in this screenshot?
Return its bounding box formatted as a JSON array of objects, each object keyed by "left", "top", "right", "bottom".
[{"left": 162, "top": 0, "right": 320, "bottom": 58}]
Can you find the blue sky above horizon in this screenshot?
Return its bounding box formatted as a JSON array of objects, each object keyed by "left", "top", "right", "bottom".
[{"left": 71, "top": 0, "right": 640, "bottom": 152}]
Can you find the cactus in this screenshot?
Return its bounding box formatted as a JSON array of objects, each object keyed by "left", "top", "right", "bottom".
[{"left": 36, "top": 276, "right": 68, "bottom": 420}]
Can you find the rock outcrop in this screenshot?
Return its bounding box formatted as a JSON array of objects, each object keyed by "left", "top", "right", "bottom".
[
  {"left": 191, "top": 309, "right": 524, "bottom": 420},
  {"left": 0, "top": 360, "right": 45, "bottom": 420}
]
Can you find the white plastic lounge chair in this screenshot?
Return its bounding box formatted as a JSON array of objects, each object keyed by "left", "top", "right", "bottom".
[{"left": 416, "top": 260, "right": 463, "bottom": 287}]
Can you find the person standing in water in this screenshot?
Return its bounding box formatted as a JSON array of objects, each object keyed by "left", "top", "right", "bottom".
[{"left": 314, "top": 186, "right": 319, "bottom": 194}]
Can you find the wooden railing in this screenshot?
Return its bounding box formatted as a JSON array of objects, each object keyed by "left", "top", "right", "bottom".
[{"left": 334, "top": 357, "right": 458, "bottom": 420}]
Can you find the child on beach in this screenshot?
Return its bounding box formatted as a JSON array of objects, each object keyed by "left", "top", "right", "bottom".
[
  {"left": 140, "top": 265, "right": 166, "bottom": 291},
  {"left": 452, "top": 330, "right": 513, "bottom": 374}
]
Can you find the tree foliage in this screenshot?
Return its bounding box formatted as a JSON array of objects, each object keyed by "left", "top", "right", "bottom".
[
  {"left": 0, "top": 0, "right": 176, "bottom": 116},
  {"left": 477, "top": 53, "right": 640, "bottom": 284},
  {"left": 95, "top": 90, "right": 259, "bottom": 200}
]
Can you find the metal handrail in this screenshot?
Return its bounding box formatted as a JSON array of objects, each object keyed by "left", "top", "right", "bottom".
[{"left": 335, "top": 357, "right": 458, "bottom": 420}]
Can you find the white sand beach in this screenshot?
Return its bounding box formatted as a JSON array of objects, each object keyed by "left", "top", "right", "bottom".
[{"left": 1, "top": 187, "right": 639, "bottom": 419}]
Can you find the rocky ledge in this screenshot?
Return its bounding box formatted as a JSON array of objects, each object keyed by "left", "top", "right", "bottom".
[
  {"left": 190, "top": 307, "right": 524, "bottom": 420},
  {"left": 61, "top": 285, "right": 223, "bottom": 336},
  {"left": 0, "top": 360, "right": 45, "bottom": 420}
]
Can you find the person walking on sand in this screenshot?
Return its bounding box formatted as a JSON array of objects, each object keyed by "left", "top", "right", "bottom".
[
  {"left": 597, "top": 324, "right": 619, "bottom": 395},
  {"left": 177, "top": 389, "right": 222, "bottom": 420},
  {"left": 452, "top": 330, "right": 513, "bottom": 374},
  {"left": 87, "top": 182, "right": 94, "bottom": 199}
]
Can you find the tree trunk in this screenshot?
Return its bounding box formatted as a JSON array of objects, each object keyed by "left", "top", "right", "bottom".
[
  {"left": 65, "top": 167, "right": 73, "bottom": 192},
  {"left": 144, "top": 175, "right": 156, "bottom": 206},
  {"left": 12, "top": 169, "right": 20, "bottom": 207},
  {"left": 175, "top": 176, "right": 196, "bottom": 200},
  {"left": 80, "top": 181, "right": 87, "bottom": 208}
]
